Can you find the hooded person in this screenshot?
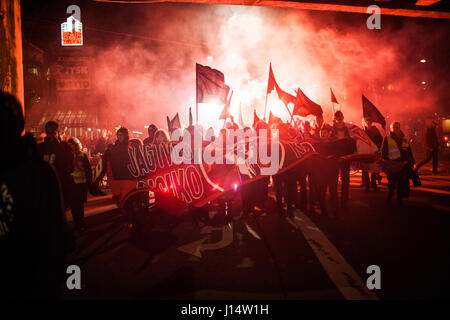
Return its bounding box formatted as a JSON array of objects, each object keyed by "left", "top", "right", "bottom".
[
  {"left": 37, "top": 120, "right": 74, "bottom": 208},
  {"left": 0, "top": 91, "right": 68, "bottom": 299},
  {"left": 107, "top": 127, "right": 132, "bottom": 180}
]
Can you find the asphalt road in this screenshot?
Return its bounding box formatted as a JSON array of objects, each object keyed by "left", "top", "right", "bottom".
[{"left": 62, "top": 163, "right": 450, "bottom": 300}]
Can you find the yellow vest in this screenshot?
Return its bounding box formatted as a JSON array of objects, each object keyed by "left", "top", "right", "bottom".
[
  {"left": 387, "top": 136, "right": 409, "bottom": 160},
  {"left": 71, "top": 152, "right": 87, "bottom": 184}
]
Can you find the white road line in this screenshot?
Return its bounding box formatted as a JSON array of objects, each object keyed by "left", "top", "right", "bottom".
[
  {"left": 177, "top": 223, "right": 234, "bottom": 258},
  {"left": 245, "top": 222, "right": 262, "bottom": 240},
  {"left": 288, "top": 210, "right": 378, "bottom": 300}
]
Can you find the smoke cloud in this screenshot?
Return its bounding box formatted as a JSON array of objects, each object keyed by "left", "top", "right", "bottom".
[{"left": 88, "top": 3, "right": 449, "bottom": 133}]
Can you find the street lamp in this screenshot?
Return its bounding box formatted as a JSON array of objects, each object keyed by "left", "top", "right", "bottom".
[{"left": 420, "top": 59, "right": 426, "bottom": 63}]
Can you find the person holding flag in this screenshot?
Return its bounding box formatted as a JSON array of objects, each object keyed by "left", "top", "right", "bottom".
[
  {"left": 362, "top": 118, "right": 383, "bottom": 191},
  {"left": 361, "top": 94, "right": 386, "bottom": 189}
]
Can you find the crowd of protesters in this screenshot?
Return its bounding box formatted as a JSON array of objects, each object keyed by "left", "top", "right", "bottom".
[
  {"left": 97, "top": 108, "right": 441, "bottom": 221},
  {"left": 0, "top": 89, "right": 443, "bottom": 299}
]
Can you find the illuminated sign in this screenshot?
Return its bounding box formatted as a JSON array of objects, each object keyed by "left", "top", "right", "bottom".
[
  {"left": 56, "top": 79, "right": 90, "bottom": 91},
  {"left": 53, "top": 56, "right": 91, "bottom": 91},
  {"left": 61, "top": 5, "right": 83, "bottom": 46}
]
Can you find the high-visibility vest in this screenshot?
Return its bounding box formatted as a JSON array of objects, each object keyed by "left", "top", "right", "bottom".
[
  {"left": 71, "top": 152, "right": 87, "bottom": 184},
  {"left": 387, "top": 136, "right": 409, "bottom": 160}
]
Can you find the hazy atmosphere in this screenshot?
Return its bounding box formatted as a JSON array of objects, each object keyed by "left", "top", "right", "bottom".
[{"left": 21, "top": 0, "right": 450, "bottom": 131}]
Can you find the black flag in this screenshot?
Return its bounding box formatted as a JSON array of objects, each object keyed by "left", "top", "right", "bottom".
[
  {"left": 196, "top": 63, "right": 230, "bottom": 105},
  {"left": 362, "top": 94, "right": 385, "bottom": 129},
  {"left": 167, "top": 113, "right": 181, "bottom": 134}
]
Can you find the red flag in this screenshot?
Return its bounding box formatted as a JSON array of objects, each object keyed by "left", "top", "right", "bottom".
[
  {"left": 330, "top": 88, "right": 339, "bottom": 104},
  {"left": 275, "top": 83, "right": 296, "bottom": 107},
  {"left": 267, "top": 64, "right": 296, "bottom": 106},
  {"left": 267, "top": 63, "right": 276, "bottom": 94},
  {"left": 219, "top": 91, "right": 233, "bottom": 120},
  {"left": 196, "top": 63, "right": 230, "bottom": 105},
  {"left": 268, "top": 111, "right": 283, "bottom": 126},
  {"left": 293, "top": 88, "right": 323, "bottom": 117},
  {"left": 253, "top": 109, "right": 261, "bottom": 128}
]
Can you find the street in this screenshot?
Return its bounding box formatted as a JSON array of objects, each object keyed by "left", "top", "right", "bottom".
[{"left": 62, "top": 162, "right": 450, "bottom": 300}]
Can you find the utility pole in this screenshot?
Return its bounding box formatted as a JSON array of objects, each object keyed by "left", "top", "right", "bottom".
[{"left": 0, "top": 0, "right": 24, "bottom": 113}]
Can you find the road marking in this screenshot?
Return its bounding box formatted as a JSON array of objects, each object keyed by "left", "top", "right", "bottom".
[
  {"left": 414, "top": 187, "right": 450, "bottom": 195},
  {"left": 202, "top": 224, "right": 234, "bottom": 251},
  {"left": 288, "top": 210, "right": 378, "bottom": 300},
  {"left": 177, "top": 223, "right": 234, "bottom": 258},
  {"left": 177, "top": 237, "right": 207, "bottom": 258},
  {"left": 245, "top": 223, "right": 262, "bottom": 240}
]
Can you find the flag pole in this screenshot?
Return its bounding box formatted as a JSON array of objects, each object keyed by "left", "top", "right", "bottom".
[
  {"left": 264, "top": 62, "right": 271, "bottom": 122},
  {"left": 264, "top": 93, "right": 269, "bottom": 122},
  {"left": 196, "top": 67, "right": 198, "bottom": 124},
  {"left": 288, "top": 105, "right": 294, "bottom": 126}
]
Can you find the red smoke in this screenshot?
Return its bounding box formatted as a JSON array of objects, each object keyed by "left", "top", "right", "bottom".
[{"left": 88, "top": 3, "right": 448, "bottom": 133}]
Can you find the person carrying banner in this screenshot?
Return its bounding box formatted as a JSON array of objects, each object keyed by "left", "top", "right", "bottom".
[
  {"left": 241, "top": 121, "right": 270, "bottom": 218},
  {"left": 318, "top": 124, "right": 340, "bottom": 218},
  {"left": 272, "top": 123, "right": 296, "bottom": 218},
  {"left": 381, "top": 121, "right": 415, "bottom": 206},
  {"left": 154, "top": 129, "right": 170, "bottom": 143},
  {"left": 330, "top": 111, "right": 356, "bottom": 209},
  {"left": 362, "top": 118, "right": 383, "bottom": 191},
  {"left": 143, "top": 124, "right": 157, "bottom": 145}
]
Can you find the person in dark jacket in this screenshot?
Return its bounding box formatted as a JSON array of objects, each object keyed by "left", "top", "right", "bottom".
[
  {"left": 94, "top": 134, "right": 107, "bottom": 155},
  {"left": 272, "top": 123, "right": 296, "bottom": 217},
  {"left": 67, "top": 137, "right": 92, "bottom": 232},
  {"left": 37, "top": 121, "right": 74, "bottom": 209},
  {"left": 414, "top": 120, "right": 440, "bottom": 174},
  {"left": 0, "top": 92, "right": 67, "bottom": 299},
  {"left": 381, "top": 121, "right": 415, "bottom": 206},
  {"left": 362, "top": 118, "right": 384, "bottom": 191},
  {"left": 318, "top": 124, "right": 340, "bottom": 218},
  {"left": 143, "top": 124, "right": 158, "bottom": 145},
  {"left": 330, "top": 111, "right": 356, "bottom": 209}
]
